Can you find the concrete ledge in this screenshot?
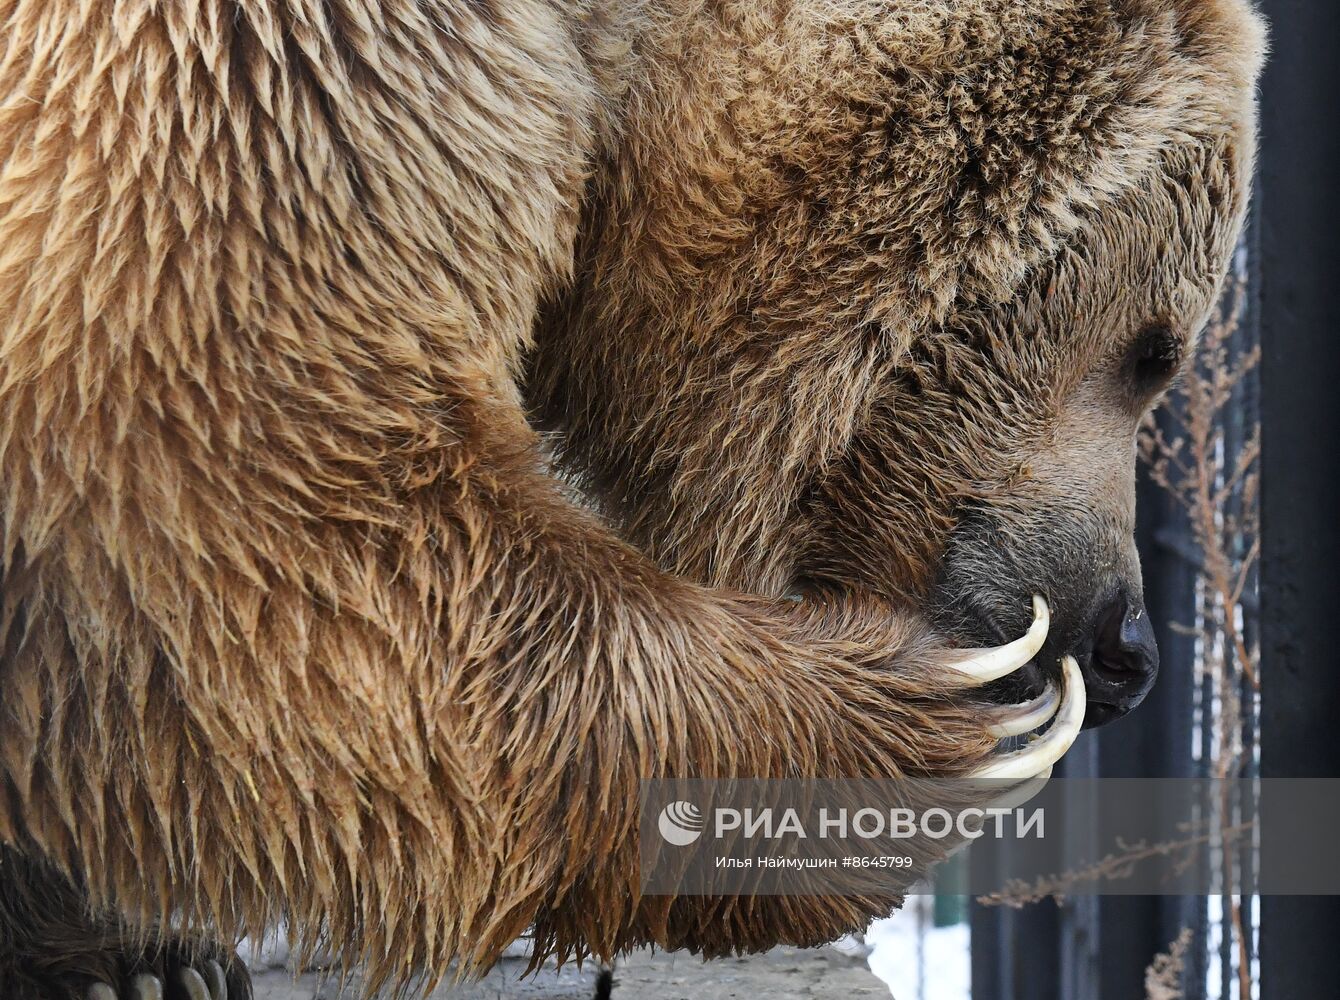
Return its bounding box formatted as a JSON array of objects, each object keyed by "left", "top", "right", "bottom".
[{"left": 250, "top": 946, "right": 888, "bottom": 999}]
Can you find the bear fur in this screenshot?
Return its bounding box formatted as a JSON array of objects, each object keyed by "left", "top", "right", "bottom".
[{"left": 0, "top": 0, "right": 1263, "bottom": 995}]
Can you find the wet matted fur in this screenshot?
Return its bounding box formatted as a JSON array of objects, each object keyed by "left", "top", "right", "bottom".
[{"left": 0, "top": 0, "right": 1263, "bottom": 995}]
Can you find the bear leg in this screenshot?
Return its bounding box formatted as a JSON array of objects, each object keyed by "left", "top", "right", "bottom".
[{"left": 0, "top": 847, "right": 251, "bottom": 1000}]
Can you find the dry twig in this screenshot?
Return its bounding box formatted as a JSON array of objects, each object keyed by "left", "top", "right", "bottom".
[
  {"left": 1145, "top": 928, "right": 1195, "bottom": 1000},
  {"left": 976, "top": 279, "right": 1261, "bottom": 997}
]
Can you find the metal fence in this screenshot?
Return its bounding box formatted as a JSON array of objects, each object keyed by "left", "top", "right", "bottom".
[
  {"left": 969, "top": 3, "right": 1339, "bottom": 997},
  {"left": 1254, "top": 1, "right": 1340, "bottom": 996},
  {"left": 969, "top": 212, "right": 1256, "bottom": 1000}
]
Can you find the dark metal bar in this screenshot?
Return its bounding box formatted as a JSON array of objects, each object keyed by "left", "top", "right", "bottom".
[
  {"left": 1256, "top": 1, "right": 1340, "bottom": 996},
  {"left": 1087, "top": 463, "right": 1206, "bottom": 1000}
]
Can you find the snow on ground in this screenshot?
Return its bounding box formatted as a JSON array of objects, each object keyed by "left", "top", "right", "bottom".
[
  {"left": 239, "top": 909, "right": 971, "bottom": 998},
  {"left": 865, "top": 898, "right": 971, "bottom": 1000}
]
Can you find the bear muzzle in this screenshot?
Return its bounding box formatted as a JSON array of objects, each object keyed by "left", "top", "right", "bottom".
[{"left": 1073, "top": 588, "right": 1161, "bottom": 728}]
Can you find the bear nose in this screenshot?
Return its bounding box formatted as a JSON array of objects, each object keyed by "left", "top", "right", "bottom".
[{"left": 1078, "top": 590, "right": 1160, "bottom": 727}]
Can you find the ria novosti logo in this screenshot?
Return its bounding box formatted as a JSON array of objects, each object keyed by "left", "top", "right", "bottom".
[
  {"left": 654, "top": 800, "right": 1046, "bottom": 845},
  {"left": 657, "top": 800, "right": 705, "bottom": 846}
]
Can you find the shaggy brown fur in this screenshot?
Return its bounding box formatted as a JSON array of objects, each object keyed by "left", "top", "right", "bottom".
[{"left": 0, "top": 0, "right": 1262, "bottom": 996}]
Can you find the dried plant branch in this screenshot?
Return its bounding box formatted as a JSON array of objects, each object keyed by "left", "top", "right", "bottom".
[
  {"left": 974, "top": 821, "right": 1254, "bottom": 909},
  {"left": 1146, "top": 928, "right": 1195, "bottom": 1000},
  {"left": 975, "top": 278, "right": 1261, "bottom": 997},
  {"left": 1141, "top": 277, "right": 1260, "bottom": 1000}
]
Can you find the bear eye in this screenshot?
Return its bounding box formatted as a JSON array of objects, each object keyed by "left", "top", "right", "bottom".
[{"left": 1124, "top": 324, "right": 1183, "bottom": 398}]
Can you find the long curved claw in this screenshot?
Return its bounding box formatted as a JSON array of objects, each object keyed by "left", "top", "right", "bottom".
[
  {"left": 969, "top": 655, "right": 1085, "bottom": 781},
  {"left": 986, "top": 764, "right": 1053, "bottom": 810},
  {"left": 947, "top": 595, "right": 1049, "bottom": 685},
  {"left": 203, "top": 960, "right": 229, "bottom": 1000},
  {"left": 985, "top": 682, "right": 1061, "bottom": 738},
  {"left": 175, "top": 968, "right": 212, "bottom": 1000},
  {"left": 130, "top": 975, "right": 164, "bottom": 1000},
  {"left": 946, "top": 764, "right": 1057, "bottom": 859}
]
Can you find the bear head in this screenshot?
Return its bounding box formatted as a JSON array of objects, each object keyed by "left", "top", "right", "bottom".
[{"left": 532, "top": 0, "right": 1266, "bottom": 727}]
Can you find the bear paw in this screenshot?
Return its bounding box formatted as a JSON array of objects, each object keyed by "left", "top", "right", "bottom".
[{"left": 80, "top": 951, "right": 249, "bottom": 1000}]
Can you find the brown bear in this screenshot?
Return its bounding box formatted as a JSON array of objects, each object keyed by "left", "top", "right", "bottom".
[{"left": 0, "top": 0, "right": 1263, "bottom": 997}]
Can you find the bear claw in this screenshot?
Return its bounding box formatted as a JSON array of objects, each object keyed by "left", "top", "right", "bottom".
[
  {"left": 970, "top": 654, "right": 1086, "bottom": 781},
  {"left": 129, "top": 974, "right": 163, "bottom": 1000},
  {"left": 985, "top": 679, "right": 1062, "bottom": 737},
  {"left": 174, "top": 967, "right": 211, "bottom": 1000},
  {"left": 87, "top": 963, "right": 233, "bottom": 1000},
  {"left": 202, "top": 961, "right": 229, "bottom": 1000},
  {"left": 947, "top": 595, "right": 1050, "bottom": 684}
]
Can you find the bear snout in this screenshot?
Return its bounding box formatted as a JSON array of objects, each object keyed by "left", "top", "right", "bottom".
[{"left": 1073, "top": 588, "right": 1161, "bottom": 728}]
